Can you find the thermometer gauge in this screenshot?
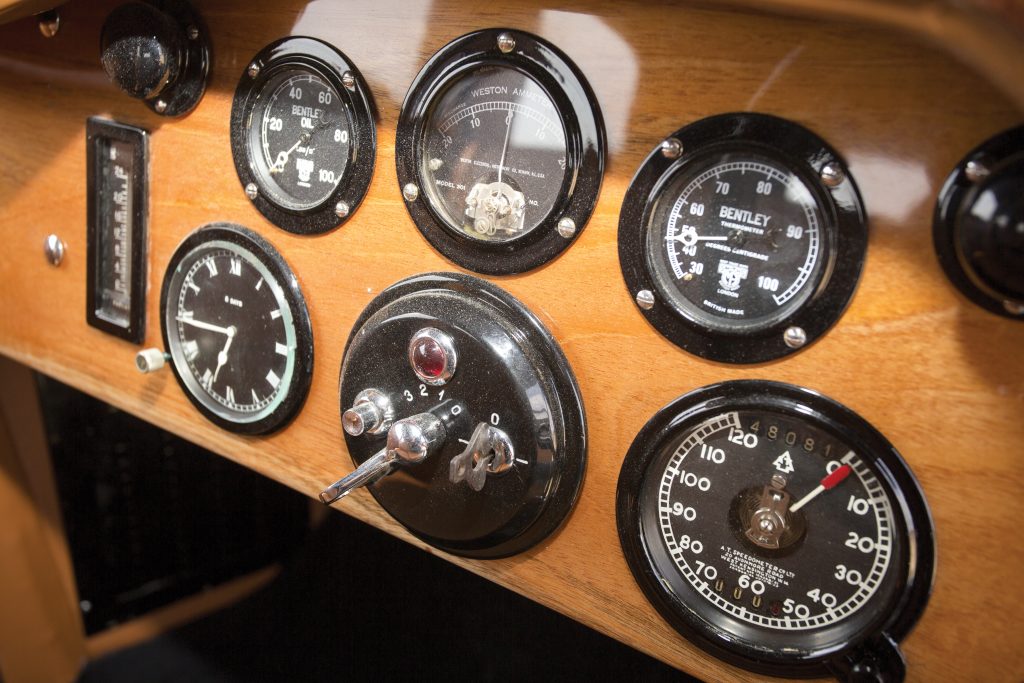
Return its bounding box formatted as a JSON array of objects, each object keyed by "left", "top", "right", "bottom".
[
  {"left": 619, "top": 113, "right": 867, "bottom": 363},
  {"left": 616, "top": 381, "right": 934, "bottom": 681}
]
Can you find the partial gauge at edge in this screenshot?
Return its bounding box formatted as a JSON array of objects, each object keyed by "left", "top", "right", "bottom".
[
  {"left": 616, "top": 381, "right": 934, "bottom": 681},
  {"left": 231, "top": 37, "right": 376, "bottom": 234},
  {"left": 619, "top": 113, "right": 867, "bottom": 363},
  {"left": 397, "top": 28, "right": 605, "bottom": 275},
  {"left": 160, "top": 223, "right": 314, "bottom": 434}
]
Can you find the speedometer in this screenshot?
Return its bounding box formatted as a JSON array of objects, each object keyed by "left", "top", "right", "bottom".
[
  {"left": 616, "top": 381, "right": 934, "bottom": 680},
  {"left": 619, "top": 114, "right": 867, "bottom": 363},
  {"left": 397, "top": 29, "right": 605, "bottom": 275}
]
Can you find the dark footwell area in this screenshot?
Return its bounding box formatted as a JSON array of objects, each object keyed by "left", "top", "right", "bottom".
[{"left": 78, "top": 511, "right": 695, "bottom": 682}]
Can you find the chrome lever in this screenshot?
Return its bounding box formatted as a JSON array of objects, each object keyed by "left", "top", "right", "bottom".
[{"left": 320, "top": 412, "right": 446, "bottom": 504}]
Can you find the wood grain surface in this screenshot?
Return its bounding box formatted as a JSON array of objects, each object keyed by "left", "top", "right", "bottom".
[{"left": 0, "top": 1, "right": 1022, "bottom": 681}]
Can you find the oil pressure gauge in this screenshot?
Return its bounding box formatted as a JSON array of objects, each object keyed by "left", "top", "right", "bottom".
[
  {"left": 231, "top": 37, "right": 376, "bottom": 234},
  {"left": 397, "top": 29, "right": 605, "bottom": 274},
  {"left": 619, "top": 114, "right": 867, "bottom": 363},
  {"left": 617, "top": 381, "right": 934, "bottom": 681}
]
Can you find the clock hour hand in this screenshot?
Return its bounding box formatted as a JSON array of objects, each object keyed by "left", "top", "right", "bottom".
[
  {"left": 176, "top": 315, "right": 233, "bottom": 336},
  {"left": 212, "top": 326, "right": 237, "bottom": 383}
]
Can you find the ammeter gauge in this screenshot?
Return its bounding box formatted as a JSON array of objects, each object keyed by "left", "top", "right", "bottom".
[
  {"left": 617, "top": 381, "right": 934, "bottom": 681},
  {"left": 619, "top": 114, "right": 867, "bottom": 363},
  {"left": 231, "top": 37, "right": 376, "bottom": 234},
  {"left": 396, "top": 29, "right": 605, "bottom": 274},
  {"left": 160, "top": 223, "right": 313, "bottom": 434}
]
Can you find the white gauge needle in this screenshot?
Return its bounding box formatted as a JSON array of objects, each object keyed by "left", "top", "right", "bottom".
[
  {"left": 665, "top": 229, "right": 728, "bottom": 247},
  {"left": 176, "top": 316, "right": 233, "bottom": 336},
  {"left": 212, "top": 326, "right": 237, "bottom": 383},
  {"left": 497, "top": 111, "right": 513, "bottom": 185},
  {"left": 789, "top": 463, "right": 852, "bottom": 513},
  {"left": 270, "top": 132, "right": 311, "bottom": 174}
]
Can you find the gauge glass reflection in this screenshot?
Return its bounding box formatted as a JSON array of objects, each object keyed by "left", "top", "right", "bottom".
[
  {"left": 419, "top": 65, "right": 568, "bottom": 243},
  {"left": 646, "top": 153, "right": 828, "bottom": 332},
  {"left": 249, "top": 69, "right": 352, "bottom": 211}
]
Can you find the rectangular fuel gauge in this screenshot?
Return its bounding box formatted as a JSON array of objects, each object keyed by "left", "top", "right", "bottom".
[{"left": 86, "top": 118, "right": 148, "bottom": 343}]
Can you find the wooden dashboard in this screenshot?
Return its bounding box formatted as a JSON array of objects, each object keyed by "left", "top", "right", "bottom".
[{"left": 0, "top": 0, "right": 1022, "bottom": 681}]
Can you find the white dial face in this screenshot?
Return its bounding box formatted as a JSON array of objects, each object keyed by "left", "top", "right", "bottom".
[
  {"left": 651, "top": 410, "right": 895, "bottom": 632},
  {"left": 167, "top": 240, "right": 298, "bottom": 425}
]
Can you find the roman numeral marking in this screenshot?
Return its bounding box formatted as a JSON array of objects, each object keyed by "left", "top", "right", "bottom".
[
  {"left": 225, "top": 386, "right": 235, "bottom": 405},
  {"left": 183, "top": 339, "right": 199, "bottom": 361},
  {"left": 270, "top": 309, "right": 282, "bottom": 320},
  {"left": 275, "top": 342, "right": 289, "bottom": 356},
  {"left": 229, "top": 257, "right": 242, "bottom": 276},
  {"left": 205, "top": 259, "right": 218, "bottom": 277},
  {"left": 251, "top": 389, "right": 260, "bottom": 404},
  {"left": 265, "top": 369, "right": 281, "bottom": 389},
  {"left": 201, "top": 367, "right": 213, "bottom": 388},
  {"left": 255, "top": 277, "right": 264, "bottom": 291},
  {"left": 186, "top": 280, "right": 200, "bottom": 295}
]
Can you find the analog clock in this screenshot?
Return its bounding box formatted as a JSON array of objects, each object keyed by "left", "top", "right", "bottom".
[{"left": 160, "top": 223, "right": 314, "bottom": 434}]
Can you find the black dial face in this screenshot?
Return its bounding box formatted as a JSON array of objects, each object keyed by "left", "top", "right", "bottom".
[
  {"left": 645, "top": 409, "right": 899, "bottom": 640},
  {"left": 249, "top": 69, "right": 351, "bottom": 211},
  {"left": 617, "top": 382, "right": 935, "bottom": 677},
  {"left": 162, "top": 225, "right": 313, "bottom": 433},
  {"left": 420, "top": 65, "right": 568, "bottom": 243},
  {"left": 647, "top": 152, "right": 827, "bottom": 332}
]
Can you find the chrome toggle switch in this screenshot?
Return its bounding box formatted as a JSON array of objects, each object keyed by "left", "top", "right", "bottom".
[
  {"left": 449, "top": 422, "right": 515, "bottom": 492},
  {"left": 320, "top": 412, "right": 446, "bottom": 504}
]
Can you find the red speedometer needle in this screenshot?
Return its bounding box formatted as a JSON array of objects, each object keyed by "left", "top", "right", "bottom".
[{"left": 789, "top": 464, "right": 852, "bottom": 513}]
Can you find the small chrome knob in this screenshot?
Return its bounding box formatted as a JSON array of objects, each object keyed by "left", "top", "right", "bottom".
[
  {"left": 342, "top": 388, "right": 392, "bottom": 436},
  {"left": 135, "top": 348, "right": 169, "bottom": 373}
]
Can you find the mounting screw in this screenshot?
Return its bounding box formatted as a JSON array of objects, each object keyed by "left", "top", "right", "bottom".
[
  {"left": 154, "top": 99, "right": 168, "bottom": 114},
  {"left": 342, "top": 71, "right": 356, "bottom": 90},
  {"left": 636, "top": 290, "right": 655, "bottom": 310},
  {"left": 248, "top": 62, "right": 261, "bottom": 79},
  {"left": 557, "top": 217, "right": 576, "bottom": 239},
  {"left": 965, "top": 158, "right": 991, "bottom": 184},
  {"left": 335, "top": 201, "right": 350, "bottom": 219},
  {"left": 44, "top": 234, "right": 65, "bottom": 266},
  {"left": 497, "top": 32, "right": 516, "bottom": 53},
  {"left": 783, "top": 326, "right": 807, "bottom": 349},
  {"left": 37, "top": 9, "right": 59, "bottom": 38},
  {"left": 245, "top": 183, "right": 258, "bottom": 200},
  {"left": 820, "top": 163, "right": 844, "bottom": 187},
  {"left": 187, "top": 25, "right": 199, "bottom": 40},
  {"left": 403, "top": 183, "right": 419, "bottom": 202},
  {"left": 661, "top": 137, "right": 683, "bottom": 159}
]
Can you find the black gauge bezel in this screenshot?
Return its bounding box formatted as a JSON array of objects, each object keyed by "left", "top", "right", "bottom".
[
  {"left": 616, "top": 380, "right": 935, "bottom": 678},
  {"left": 339, "top": 272, "right": 587, "bottom": 558},
  {"left": 933, "top": 124, "right": 1024, "bottom": 319},
  {"left": 396, "top": 28, "right": 606, "bottom": 275},
  {"left": 618, "top": 113, "right": 867, "bottom": 364},
  {"left": 230, "top": 36, "right": 377, "bottom": 235},
  {"left": 160, "top": 222, "right": 314, "bottom": 435}
]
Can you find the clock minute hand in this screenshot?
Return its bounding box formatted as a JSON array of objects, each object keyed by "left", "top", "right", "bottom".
[{"left": 176, "top": 316, "right": 233, "bottom": 336}]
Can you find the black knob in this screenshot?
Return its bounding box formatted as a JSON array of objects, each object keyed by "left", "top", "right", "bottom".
[
  {"left": 98, "top": 0, "right": 209, "bottom": 117},
  {"left": 934, "top": 125, "right": 1024, "bottom": 319},
  {"left": 956, "top": 156, "right": 1024, "bottom": 306},
  {"left": 100, "top": 3, "right": 182, "bottom": 100}
]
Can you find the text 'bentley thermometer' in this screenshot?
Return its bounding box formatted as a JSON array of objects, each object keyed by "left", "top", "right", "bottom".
[
  {"left": 320, "top": 273, "right": 587, "bottom": 558},
  {"left": 616, "top": 381, "right": 934, "bottom": 681},
  {"left": 619, "top": 113, "right": 867, "bottom": 363}
]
